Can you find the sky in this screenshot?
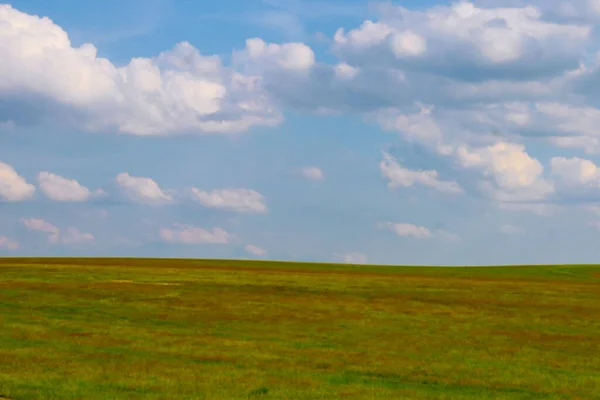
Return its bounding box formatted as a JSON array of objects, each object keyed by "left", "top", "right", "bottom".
[{"left": 2, "top": 0, "right": 600, "bottom": 265}]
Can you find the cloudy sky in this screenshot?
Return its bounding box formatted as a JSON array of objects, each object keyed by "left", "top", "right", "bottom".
[{"left": 2, "top": 0, "right": 600, "bottom": 265}]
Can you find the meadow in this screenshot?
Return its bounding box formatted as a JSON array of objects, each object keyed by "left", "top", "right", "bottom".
[{"left": 0, "top": 258, "right": 599, "bottom": 399}]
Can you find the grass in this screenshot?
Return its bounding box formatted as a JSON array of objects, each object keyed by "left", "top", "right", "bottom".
[{"left": 0, "top": 257, "right": 599, "bottom": 399}]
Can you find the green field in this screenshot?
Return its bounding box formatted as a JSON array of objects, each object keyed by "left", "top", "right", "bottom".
[{"left": 0, "top": 258, "right": 599, "bottom": 399}]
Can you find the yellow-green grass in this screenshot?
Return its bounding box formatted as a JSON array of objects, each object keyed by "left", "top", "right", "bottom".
[{"left": 0, "top": 258, "right": 599, "bottom": 399}]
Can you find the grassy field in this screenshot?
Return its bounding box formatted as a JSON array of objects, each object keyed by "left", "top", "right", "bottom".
[{"left": 0, "top": 258, "right": 599, "bottom": 399}]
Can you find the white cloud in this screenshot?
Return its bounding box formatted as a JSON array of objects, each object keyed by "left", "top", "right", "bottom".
[
  {"left": 115, "top": 173, "right": 172, "bottom": 205},
  {"left": 333, "top": 63, "right": 359, "bottom": 80},
  {"left": 334, "top": 2, "right": 589, "bottom": 75},
  {"left": 549, "top": 156, "right": 600, "bottom": 201},
  {"left": 375, "top": 106, "right": 450, "bottom": 154},
  {"left": 550, "top": 156, "right": 600, "bottom": 187},
  {"left": 299, "top": 166, "right": 325, "bottom": 181},
  {"left": 20, "top": 217, "right": 59, "bottom": 235},
  {"left": 37, "top": 171, "right": 96, "bottom": 202},
  {"left": 191, "top": 188, "right": 267, "bottom": 213},
  {"left": 0, "top": 236, "right": 19, "bottom": 250},
  {"left": 500, "top": 224, "right": 525, "bottom": 235},
  {"left": 0, "top": 5, "right": 282, "bottom": 135},
  {"left": 60, "top": 227, "right": 94, "bottom": 244},
  {"left": 245, "top": 244, "right": 267, "bottom": 256},
  {"left": 380, "top": 222, "right": 460, "bottom": 241},
  {"left": 475, "top": 0, "right": 600, "bottom": 22},
  {"left": 5, "top": 1, "right": 600, "bottom": 220},
  {"left": 236, "top": 38, "right": 315, "bottom": 71},
  {"left": 456, "top": 142, "right": 554, "bottom": 202},
  {"left": 0, "top": 162, "right": 35, "bottom": 201},
  {"left": 335, "top": 252, "right": 368, "bottom": 264},
  {"left": 380, "top": 152, "right": 462, "bottom": 193},
  {"left": 159, "top": 224, "right": 231, "bottom": 244},
  {"left": 20, "top": 217, "right": 92, "bottom": 244},
  {"left": 381, "top": 222, "right": 433, "bottom": 239}
]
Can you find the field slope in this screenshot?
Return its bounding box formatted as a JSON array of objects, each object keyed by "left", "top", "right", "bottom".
[{"left": 0, "top": 258, "right": 599, "bottom": 399}]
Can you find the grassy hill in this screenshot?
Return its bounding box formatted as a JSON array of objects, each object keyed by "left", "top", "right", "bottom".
[{"left": 0, "top": 258, "right": 599, "bottom": 399}]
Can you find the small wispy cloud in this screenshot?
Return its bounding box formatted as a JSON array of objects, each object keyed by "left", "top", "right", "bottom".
[
  {"left": 334, "top": 252, "right": 368, "bottom": 264},
  {"left": 245, "top": 244, "right": 267, "bottom": 256}
]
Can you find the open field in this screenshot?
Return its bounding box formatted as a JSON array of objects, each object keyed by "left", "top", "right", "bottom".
[{"left": 0, "top": 258, "right": 599, "bottom": 399}]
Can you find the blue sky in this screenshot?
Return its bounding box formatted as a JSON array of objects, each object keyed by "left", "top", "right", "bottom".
[{"left": 2, "top": 0, "right": 600, "bottom": 265}]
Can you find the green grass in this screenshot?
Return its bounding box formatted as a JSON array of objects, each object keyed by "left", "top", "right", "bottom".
[{"left": 0, "top": 258, "right": 599, "bottom": 399}]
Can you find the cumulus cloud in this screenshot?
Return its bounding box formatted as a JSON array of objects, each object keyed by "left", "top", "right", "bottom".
[
  {"left": 550, "top": 156, "right": 600, "bottom": 200},
  {"left": 335, "top": 252, "right": 368, "bottom": 264},
  {"left": 245, "top": 244, "right": 267, "bottom": 256},
  {"left": 159, "top": 224, "right": 231, "bottom": 244},
  {"left": 20, "top": 217, "right": 92, "bottom": 244},
  {"left": 380, "top": 152, "right": 462, "bottom": 193},
  {"left": 526, "top": 103, "right": 600, "bottom": 154},
  {"left": 0, "top": 162, "right": 35, "bottom": 201},
  {"left": 299, "top": 166, "right": 325, "bottom": 181},
  {"left": 235, "top": 38, "right": 315, "bottom": 72},
  {"left": 115, "top": 173, "right": 172, "bottom": 205},
  {"left": 455, "top": 142, "right": 554, "bottom": 202},
  {"left": 551, "top": 156, "right": 600, "bottom": 186},
  {"left": 0, "top": 236, "right": 19, "bottom": 250},
  {"left": 191, "top": 188, "right": 267, "bottom": 213},
  {"left": 334, "top": 2, "right": 589, "bottom": 79},
  {"left": 37, "top": 171, "right": 99, "bottom": 201},
  {"left": 373, "top": 106, "right": 455, "bottom": 155},
  {"left": 4, "top": 1, "right": 600, "bottom": 219},
  {"left": 0, "top": 4, "right": 282, "bottom": 135}
]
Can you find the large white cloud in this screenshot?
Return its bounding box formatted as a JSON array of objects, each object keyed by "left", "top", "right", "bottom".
[
  {"left": 191, "top": 188, "right": 267, "bottom": 213},
  {"left": 37, "top": 172, "right": 96, "bottom": 202},
  {"left": 159, "top": 224, "right": 231, "bottom": 244},
  {"left": 0, "top": 4, "right": 282, "bottom": 135},
  {"left": 333, "top": 2, "right": 590, "bottom": 79},
  {"left": 115, "top": 173, "right": 173, "bottom": 205},
  {"left": 455, "top": 141, "right": 554, "bottom": 202},
  {"left": 0, "top": 162, "right": 35, "bottom": 202},
  {"left": 3, "top": 1, "right": 600, "bottom": 218}
]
